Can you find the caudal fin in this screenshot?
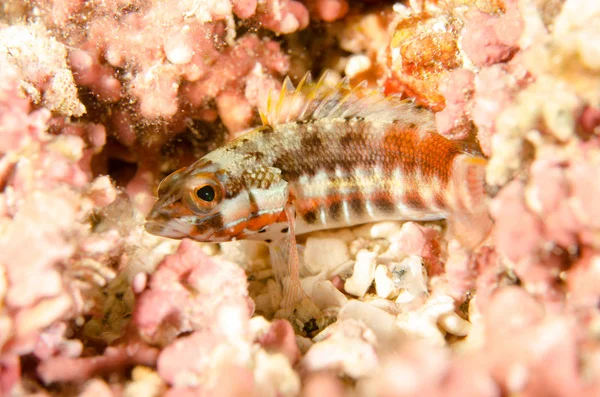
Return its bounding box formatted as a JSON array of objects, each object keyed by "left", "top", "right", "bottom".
[
  {"left": 459, "top": 156, "right": 487, "bottom": 211},
  {"left": 449, "top": 155, "right": 492, "bottom": 249},
  {"left": 448, "top": 211, "right": 493, "bottom": 250}
]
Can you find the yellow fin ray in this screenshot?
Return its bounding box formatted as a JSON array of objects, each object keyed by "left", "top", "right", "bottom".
[{"left": 260, "top": 70, "right": 435, "bottom": 129}]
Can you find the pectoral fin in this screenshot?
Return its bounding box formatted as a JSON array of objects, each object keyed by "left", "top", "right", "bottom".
[{"left": 269, "top": 204, "right": 306, "bottom": 309}]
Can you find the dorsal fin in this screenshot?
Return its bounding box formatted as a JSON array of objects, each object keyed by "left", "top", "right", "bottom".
[{"left": 259, "top": 71, "right": 435, "bottom": 129}]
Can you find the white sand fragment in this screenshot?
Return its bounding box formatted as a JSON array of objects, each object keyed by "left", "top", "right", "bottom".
[
  {"left": 254, "top": 279, "right": 282, "bottom": 317},
  {"left": 375, "top": 265, "right": 398, "bottom": 299},
  {"left": 354, "top": 221, "right": 404, "bottom": 240},
  {"left": 304, "top": 237, "right": 351, "bottom": 276},
  {"left": 124, "top": 366, "right": 164, "bottom": 397},
  {"left": 395, "top": 294, "right": 456, "bottom": 346},
  {"left": 437, "top": 312, "right": 471, "bottom": 337},
  {"left": 344, "top": 249, "right": 377, "bottom": 297},
  {"left": 370, "top": 221, "right": 404, "bottom": 239},
  {"left": 165, "top": 40, "right": 193, "bottom": 65},
  {"left": 253, "top": 351, "right": 300, "bottom": 397},
  {"left": 453, "top": 296, "right": 486, "bottom": 351},
  {"left": 300, "top": 273, "right": 322, "bottom": 296},
  {"left": 312, "top": 318, "right": 375, "bottom": 344},
  {"left": 304, "top": 319, "right": 378, "bottom": 379},
  {"left": 300, "top": 274, "right": 347, "bottom": 309},
  {"left": 394, "top": 255, "right": 428, "bottom": 304},
  {"left": 295, "top": 335, "right": 313, "bottom": 354},
  {"left": 311, "top": 280, "right": 348, "bottom": 309},
  {"left": 219, "top": 240, "right": 270, "bottom": 271},
  {"left": 338, "top": 300, "right": 398, "bottom": 343},
  {"left": 367, "top": 298, "right": 405, "bottom": 316},
  {"left": 249, "top": 316, "right": 272, "bottom": 338}
]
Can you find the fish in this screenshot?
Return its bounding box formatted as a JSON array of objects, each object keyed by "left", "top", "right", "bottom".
[{"left": 145, "top": 72, "right": 493, "bottom": 308}]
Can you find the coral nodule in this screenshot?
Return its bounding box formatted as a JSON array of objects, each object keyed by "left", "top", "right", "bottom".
[{"left": 1, "top": 0, "right": 600, "bottom": 396}]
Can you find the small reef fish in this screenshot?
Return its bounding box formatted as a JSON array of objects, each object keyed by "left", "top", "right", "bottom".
[{"left": 145, "top": 73, "right": 492, "bottom": 307}]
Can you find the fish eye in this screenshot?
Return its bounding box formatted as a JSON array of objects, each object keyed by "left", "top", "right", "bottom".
[
  {"left": 183, "top": 173, "right": 224, "bottom": 215},
  {"left": 196, "top": 185, "right": 215, "bottom": 202}
]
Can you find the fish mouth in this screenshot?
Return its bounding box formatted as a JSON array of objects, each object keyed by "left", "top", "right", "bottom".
[
  {"left": 144, "top": 218, "right": 201, "bottom": 240},
  {"left": 144, "top": 220, "right": 166, "bottom": 236}
]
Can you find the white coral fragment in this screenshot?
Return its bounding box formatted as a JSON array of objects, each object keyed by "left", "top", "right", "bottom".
[
  {"left": 344, "top": 249, "right": 377, "bottom": 297},
  {"left": 338, "top": 300, "right": 398, "bottom": 343},
  {"left": 437, "top": 312, "right": 471, "bottom": 337},
  {"left": 396, "top": 294, "right": 456, "bottom": 346},
  {"left": 304, "top": 236, "right": 351, "bottom": 276},
  {"left": 310, "top": 280, "right": 348, "bottom": 309},
  {"left": 253, "top": 350, "right": 300, "bottom": 397},
  {"left": 375, "top": 265, "right": 398, "bottom": 299},
  {"left": 393, "top": 255, "right": 428, "bottom": 304},
  {"left": 304, "top": 319, "right": 379, "bottom": 379}
]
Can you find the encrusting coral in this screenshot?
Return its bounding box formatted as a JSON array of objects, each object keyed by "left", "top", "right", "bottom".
[{"left": 1, "top": 0, "right": 600, "bottom": 396}]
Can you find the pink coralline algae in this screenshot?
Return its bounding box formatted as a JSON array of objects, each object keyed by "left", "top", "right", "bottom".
[
  {"left": 3, "top": 0, "right": 600, "bottom": 395},
  {"left": 0, "top": 59, "right": 127, "bottom": 392},
  {"left": 460, "top": 0, "right": 523, "bottom": 67},
  {"left": 434, "top": 69, "right": 475, "bottom": 141},
  {"left": 133, "top": 239, "right": 251, "bottom": 346},
  {"left": 386, "top": 222, "right": 444, "bottom": 277},
  {"left": 0, "top": 24, "right": 86, "bottom": 117}
]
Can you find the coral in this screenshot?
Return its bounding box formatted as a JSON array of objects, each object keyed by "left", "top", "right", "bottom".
[
  {"left": 385, "top": 2, "right": 464, "bottom": 111},
  {"left": 0, "top": 24, "right": 86, "bottom": 117},
  {"left": 257, "top": 319, "right": 301, "bottom": 365},
  {"left": 132, "top": 239, "right": 251, "bottom": 346},
  {"left": 258, "top": 0, "right": 310, "bottom": 33},
  {"left": 302, "top": 318, "right": 379, "bottom": 379},
  {"left": 301, "top": 372, "right": 346, "bottom": 397},
  {"left": 434, "top": 69, "right": 475, "bottom": 140},
  {"left": 3, "top": 0, "right": 600, "bottom": 395},
  {"left": 460, "top": 0, "right": 523, "bottom": 67},
  {"left": 0, "top": 57, "right": 143, "bottom": 394},
  {"left": 37, "top": 341, "right": 160, "bottom": 384}
]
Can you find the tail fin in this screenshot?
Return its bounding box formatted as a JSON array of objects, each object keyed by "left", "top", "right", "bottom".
[
  {"left": 449, "top": 155, "right": 492, "bottom": 250},
  {"left": 448, "top": 211, "right": 493, "bottom": 250},
  {"left": 459, "top": 155, "right": 488, "bottom": 212}
]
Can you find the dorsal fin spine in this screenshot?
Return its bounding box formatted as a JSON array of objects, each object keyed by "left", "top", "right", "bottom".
[
  {"left": 311, "top": 80, "right": 340, "bottom": 119},
  {"left": 260, "top": 70, "right": 436, "bottom": 130},
  {"left": 296, "top": 72, "right": 315, "bottom": 121}
]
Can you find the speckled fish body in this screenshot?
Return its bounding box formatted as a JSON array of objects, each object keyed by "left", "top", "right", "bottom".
[
  {"left": 146, "top": 73, "right": 490, "bottom": 248},
  {"left": 261, "top": 117, "right": 485, "bottom": 240},
  {"left": 145, "top": 73, "right": 491, "bottom": 308}
]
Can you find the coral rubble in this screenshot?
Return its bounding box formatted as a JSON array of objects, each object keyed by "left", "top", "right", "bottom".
[{"left": 1, "top": 0, "right": 600, "bottom": 396}]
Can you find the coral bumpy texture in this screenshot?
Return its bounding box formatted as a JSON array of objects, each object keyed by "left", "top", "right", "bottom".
[{"left": 0, "top": 0, "right": 600, "bottom": 396}]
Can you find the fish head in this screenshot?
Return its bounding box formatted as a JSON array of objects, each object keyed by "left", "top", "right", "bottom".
[
  {"left": 145, "top": 157, "right": 290, "bottom": 242},
  {"left": 145, "top": 161, "right": 228, "bottom": 241}
]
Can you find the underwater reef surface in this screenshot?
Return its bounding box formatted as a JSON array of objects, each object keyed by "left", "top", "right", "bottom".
[{"left": 1, "top": 0, "right": 600, "bottom": 395}]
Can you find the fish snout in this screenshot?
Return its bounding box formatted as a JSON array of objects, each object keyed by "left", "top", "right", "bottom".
[{"left": 144, "top": 220, "right": 165, "bottom": 236}]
